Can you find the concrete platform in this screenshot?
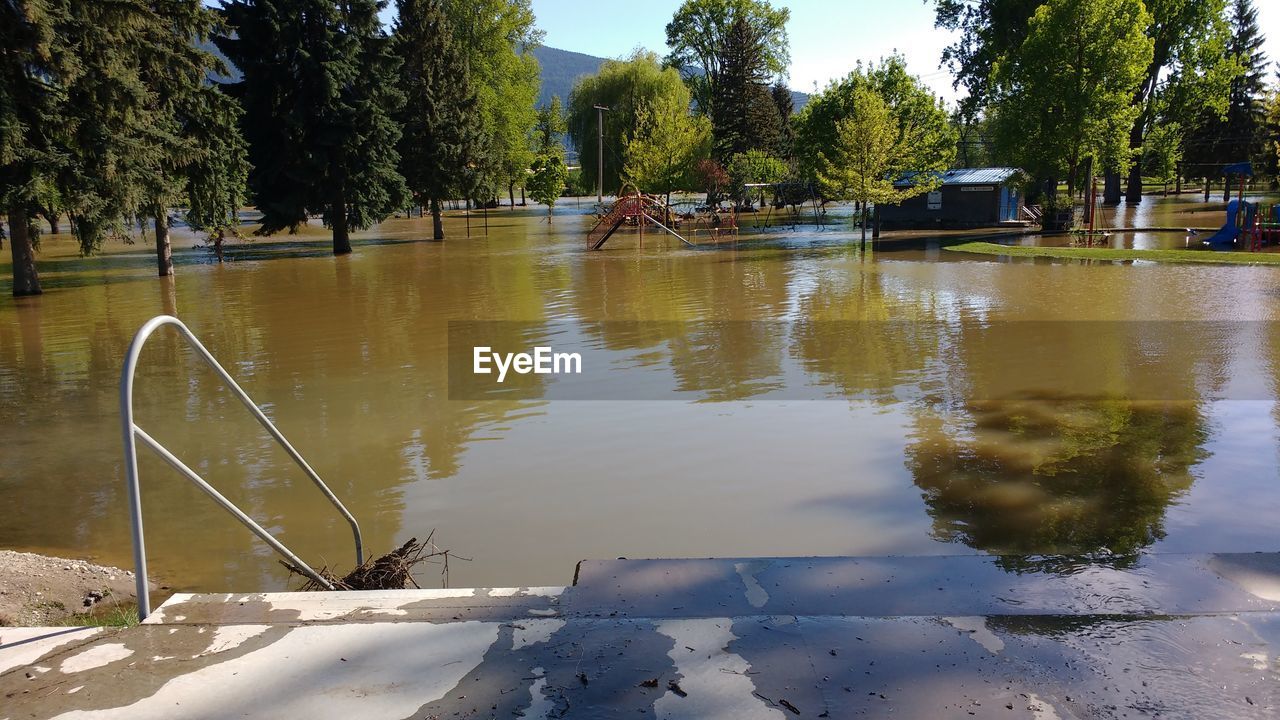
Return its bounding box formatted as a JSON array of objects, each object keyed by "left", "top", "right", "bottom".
[{"left": 3, "top": 553, "right": 1280, "bottom": 719}]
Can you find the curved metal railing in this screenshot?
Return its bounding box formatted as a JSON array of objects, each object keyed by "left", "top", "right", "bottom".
[{"left": 120, "top": 315, "right": 363, "bottom": 619}]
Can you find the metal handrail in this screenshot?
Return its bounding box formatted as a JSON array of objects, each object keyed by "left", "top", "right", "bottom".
[{"left": 120, "top": 315, "right": 364, "bottom": 619}]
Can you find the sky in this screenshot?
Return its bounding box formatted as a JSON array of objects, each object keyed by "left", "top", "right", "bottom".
[{"left": 363, "top": 0, "right": 1280, "bottom": 109}]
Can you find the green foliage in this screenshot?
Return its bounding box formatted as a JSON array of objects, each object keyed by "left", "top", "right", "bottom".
[
  {"left": 726, "top": 149, "right": 787, "bottom": 203},
  {"left": 394, "top": 0, "right": 481, "bottom": 238},
  {"left": 1142, "top": 122, "right": 1182, "bottom": 189},
  {"left": 987, "top": 0, "right": 1154, "bottom": 194},
  {"left": 665, "top": 0, "right": 789, "bottom": 116},
  {"left": 711, "top": 17, "right": 783, "bottom": 161},
  {"left": 534, "top": 96, "right": 568, "bottom": 158},
  {"left": 932, "top": 0, "right": 1043, "bottom": 118},
  {"left": 795, "top": 56, "right": 956, "bottom": 190},
  {"left": 622, "top": 92, "right": 711, "bottom": 201},
  {"left": 770, "top": 81, "right": 795, "bottom": 158},
  {"left": 219, "top": 0, "right": 408, "bottom": 254},
  {"left": 814, "top": 87, "right": 907, "bottom": 208},
  {"left": 181, "top": 84, "right": 250, "bottom": 240},
  {"left": 1, "top": 0, "right": 64, "bottom": 228},
  {"left": 567, "top": 51, "right": 690, "bottom": 195},
  {"left": 443, "top": 0, "right": 542, "bottom": 202},
  {"left": 526, "top": 154, "right": 568, "bottom": 221}
]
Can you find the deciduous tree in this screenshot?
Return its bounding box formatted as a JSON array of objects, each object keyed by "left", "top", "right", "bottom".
[
  {"left": 394, "top": 0, "right": 480, "bottom": 239},
  {"left": 526, "top": 154, "right": 567, "bottom": 223},
  {"left": 622, "top": 89, "right": 711, "bottom": 205}
]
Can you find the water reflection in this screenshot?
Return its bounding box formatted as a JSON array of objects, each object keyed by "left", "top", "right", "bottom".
[
  {"left": 1, "top": 206, "right": 1278, "bottom": 593},
  {"left": 907, "top": 395, "right": 1207, "bottom": 570}
]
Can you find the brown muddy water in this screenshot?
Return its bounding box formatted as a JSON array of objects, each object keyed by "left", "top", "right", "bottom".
[{"left": 2, "top": 197, "right": 1280, "bottom": 593}]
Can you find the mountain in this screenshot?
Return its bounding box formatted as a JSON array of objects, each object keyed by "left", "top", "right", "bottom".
[{"left": 531, "top": 45, "right": 809, "bottom": 111}]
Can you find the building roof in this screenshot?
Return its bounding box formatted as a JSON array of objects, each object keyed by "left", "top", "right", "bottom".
[{"left": 894, "top": 167, "right": 1023, "bottom": 189}]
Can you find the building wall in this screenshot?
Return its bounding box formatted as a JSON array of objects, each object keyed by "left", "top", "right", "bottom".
[{"left": 879, "top": 185, "right": 1016, "bottom": 228}]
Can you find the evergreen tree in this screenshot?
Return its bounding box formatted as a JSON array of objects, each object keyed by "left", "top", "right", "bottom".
[
  {"left": 771, "top": 81, "right": 795, "bottom": 159},
  {"left": 1223, "top": 0, "right": 1268, "bottom": 168},
  {"left": 218, "top": 0, "right": 407, "bottom": 255},
  {"left": 136, "top": 1, "right": 239, "bottom": 276},
  {"left": 665, "top": 0, "right": 789, "bottom": 117},
  {"left": 713, "top": 17, "right": 781, "bottom": 161},
  {"left": 393, "top": 0, "right": 480, "bottom": 240},
  {"left": 1, "top": 0, "right": 64, "bottom": 296}
]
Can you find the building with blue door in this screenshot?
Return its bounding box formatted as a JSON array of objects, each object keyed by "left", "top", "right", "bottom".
[{"left": 878, "top": 168, "right": 1026, "bottom": 228}]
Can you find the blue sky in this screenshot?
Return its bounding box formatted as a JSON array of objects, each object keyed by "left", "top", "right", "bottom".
[{"left": 361, "top": 0, "right": 1279, "bottom": 107}]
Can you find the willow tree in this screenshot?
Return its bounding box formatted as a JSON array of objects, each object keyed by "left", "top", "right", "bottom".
[
  {"left": 394, "top": 0, "right": 479, "bottom": 240},
  {"left": 567, "top": 51, "right": 690, "bottom": 196},
  {"left": 988, "top": 0, "right": 1154, "bottom": 197},
  {"left": 218, "top": 0, "right": 407, "bottom": 255}
]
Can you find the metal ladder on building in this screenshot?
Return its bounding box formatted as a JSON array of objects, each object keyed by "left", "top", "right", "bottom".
[{"left": 120, "top": 315, "right": 364, "bottom": 620}]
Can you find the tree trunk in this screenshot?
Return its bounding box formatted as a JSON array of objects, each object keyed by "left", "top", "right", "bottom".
[
  {"left": 509, "top": 183, "right": 515, "bottom": 208},
  {"left": 7, "top": 199, "right": 42, "bottom": 296},
  {"left": 431, "top": 197, "right": 444, "bottom": 240},
  {"left": 41, "top": 209, "right": 60, "bottom": 235},
  {"left": 1124, "top": 148, "right": 1144, "bottom": 204},
  {"left": 332, "top": 192, "right": 351, "bottom": 255},
  {"left": 872, "top": 206, "right": 881, "bottom": 239},
  {"left": 1103, "top": 172, "right": 1121, "bottom": 205},
  {"left": 520, "top": 187, "right": 526, "bottom": 206},
  {"left": 154, "top": 209, "right": 173, "bottom": 277}
]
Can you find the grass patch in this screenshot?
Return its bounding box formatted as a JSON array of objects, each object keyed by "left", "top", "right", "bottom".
[
  {"left": 54, "top": 602, "right": 140, "bottom": 628},
  {"left": 946, "top": 241, "right": 1280, "bottom": 266}
]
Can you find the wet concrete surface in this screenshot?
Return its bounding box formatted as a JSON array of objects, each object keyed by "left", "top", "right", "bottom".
[{"left": 3, "top": 554, "right": 1280, "bottom": 719}]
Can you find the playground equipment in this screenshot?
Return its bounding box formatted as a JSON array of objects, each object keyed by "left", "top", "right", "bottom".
[{"left": 586, "top": 189, "right": 693, "bottom": 250}]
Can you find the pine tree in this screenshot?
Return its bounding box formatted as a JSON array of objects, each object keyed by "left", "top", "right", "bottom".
[
  {"left": 218, "top": 0, "right": 407, "bottom": 255},
  {"left": 1223, "top": 0, "right": 1268, "bottom": 169},
  {"left": 1, "top": 0, "right": 64, "bottom": 296},
  {"left": 713, "top": 17, "right": 782, "bottom": 161},
  {"left": 393, "top": 0, "right": 480, "bottom": 240},
  {"left": 771, "top": 81, "right": 795, "bottom": 159}
]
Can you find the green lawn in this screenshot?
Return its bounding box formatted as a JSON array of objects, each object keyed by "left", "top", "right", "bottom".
[{"left": 946, "top": 241, "right": 1280, "bottom": 266}]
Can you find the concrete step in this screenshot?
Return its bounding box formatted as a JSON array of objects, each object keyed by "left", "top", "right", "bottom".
[{"left": 3, "top": 553, "right": 1280, "bottom": 719}]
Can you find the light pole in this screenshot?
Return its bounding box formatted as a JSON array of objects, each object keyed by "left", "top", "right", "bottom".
[{"left": 593, "top": 104, "right": 610, "bottom": 204}]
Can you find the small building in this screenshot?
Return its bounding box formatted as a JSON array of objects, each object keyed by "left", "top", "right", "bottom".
[{"left": 878, "top": 168, "right": 1025, "bottom": 229}]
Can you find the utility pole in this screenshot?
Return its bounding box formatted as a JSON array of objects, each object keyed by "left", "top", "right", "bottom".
[{"left": 593, "top": 104, "right": 610, "bottom": 204}]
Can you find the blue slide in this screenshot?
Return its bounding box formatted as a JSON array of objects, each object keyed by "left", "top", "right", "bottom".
[{"left": 1204, "top": 199, "right": 1255, "bottom": 247}]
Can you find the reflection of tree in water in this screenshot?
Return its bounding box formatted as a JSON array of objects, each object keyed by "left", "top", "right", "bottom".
[{"left": 907, "top": 393, "right": 1208, "bottom": 571}]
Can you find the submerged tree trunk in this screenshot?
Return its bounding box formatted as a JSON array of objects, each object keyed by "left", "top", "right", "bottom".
[
  {"left": 332, "top": 189, "right": 352, "bottom": 255},
  {"left": 509, "top": 183, "right": 515, "bottom": 208},
  {"left": 1204, "top": 179, "right": 1211, "bottom": 202},
  {"left": 7, "top": 200, "right": 42, "bottom": 296},
  {"left": 431, "top": 197, "right": 444, "bottom": 240},
  {"left": 1103, "top": 172, "right": 1121, "bottom": 205},
  {"left": 154, "top": 209, "right": 173, "bottom": 277},
  {"left": 40, "top": 208, "right": 60, "bottom": 235}
]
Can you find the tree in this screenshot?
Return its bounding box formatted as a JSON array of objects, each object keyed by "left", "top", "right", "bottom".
[
  {"left": 816, "top": 86, "right": 923, "bottom": 242},
  {"left": 1142, "top": 122, "right": 1183, "bottom": 195},
  {"left": 771, "top": 81, "right": 795, "bottom": 159},
  {"left": 987, "top": 0, "right": 1154, "bottom": 197},
  {"left": 695, "top": 158, "right": 730, "bottom": 204},
  {"left": 1221, "top": 0, "right": 1268, "bottom": 175},
  {"left": 394, "top": 0, "right": 480, "bottom": 240},
  {"left": 443, "top": 0, "right": 541, "bottom": 208},
  {"left": 1266, "top": 74, "right": 1280, "bottom": 185},
  {"left": 710, "top": 16, "right": 782, "bottom": 161},
  {"left": 526, "top": 154, "right": 567, "bottom": 223},
  {"left": 622, "top": 91, "right": 712, "bottom": 205},
  {"left": 665, "top": 0, "right": 789, "bottom": 118},
  {"left": 727, "top": 149, "right": 787, "bottom": 206},
  {"left": 181, "top": 84, "right": 250, "bottom": 259},
  {"left": 136, "top": 1, "right": 241, "bottom": 276},
  {"left": 567, "top": 51, "right": 690, "bottom": 196},
  {"left": 795, "top": 57, "right": 956, "bottom": 194},
  {"left": 218, "top": 0, "right": 407, "bottom": 255},
  {"left": 933, "top": 0, "right": 1043, "bottom": 119},
  {"left": 534, "top": 95, "right": 567, "bottom": 158},
  {"left": 1, "top": 0, "right": 64, "bottom": 296}
]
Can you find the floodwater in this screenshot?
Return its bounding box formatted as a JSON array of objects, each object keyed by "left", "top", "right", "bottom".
[{"left": 2, "top": 197, "right": 1280, "bottom": 594}]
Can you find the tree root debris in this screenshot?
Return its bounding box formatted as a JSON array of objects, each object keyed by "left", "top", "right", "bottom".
[{"left": 280, "top": 532, "right": 466, "bottom": 591}]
